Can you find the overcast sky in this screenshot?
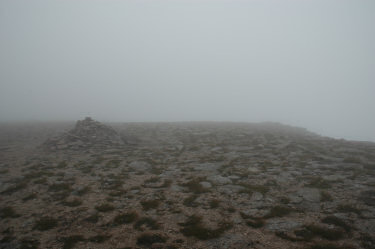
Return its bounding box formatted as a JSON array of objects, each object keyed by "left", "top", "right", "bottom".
[{"left": 0, "top": 0, "right": 374, "bottom": 141}]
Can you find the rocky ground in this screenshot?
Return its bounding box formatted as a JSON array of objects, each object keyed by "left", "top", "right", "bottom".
[{"left": 0, "top": 118, "right": 375, "bottom": 249}]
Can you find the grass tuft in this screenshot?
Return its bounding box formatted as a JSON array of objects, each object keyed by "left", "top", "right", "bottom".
[
  {"left": 209, "top": 199, "right": 220, "bottom": 209},
  {"left": 309, "top": 243, "right": 355, "bottom": 249},
  {"left": 20, "top": 238, "right": 39, "bottom": 249},
  {"left": 62, "top": 198, "right": 82, "bottom": 207},
  {"left": 306, "top": 177, "right": 332, "bottom": 189},
  {"left": 85, "top": 213, "right": 100, "bottom": 223},
  {"left": 240, "top": 212, "right": 264, "bottom": 228},
  {"left": 88, "top": 234, "right": 111, "bottom": 243},
  {"left": 336, "top": 204, "right": 361, "bottom": 215},
  {"left": 320, "top": 191, "right": 333, "bottom": 202}
]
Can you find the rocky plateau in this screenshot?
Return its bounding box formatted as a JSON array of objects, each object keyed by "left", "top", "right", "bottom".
[{"left": 0, "top": 118, "right": 374, "bottom": 249}]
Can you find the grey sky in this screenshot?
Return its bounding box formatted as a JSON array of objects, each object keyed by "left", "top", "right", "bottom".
[{"left": 0, "top": 0, "right": 374, "bottom": 141}]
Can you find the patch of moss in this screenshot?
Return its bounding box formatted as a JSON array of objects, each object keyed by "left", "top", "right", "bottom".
[
  {"left": 88, "top": 234, "right": 111, "bottom": 243},
  {"left": 61, "top": 235, "right": 85, "bottom": 249},
  {"left": 0, "top": 236, "right": 15, "bottom": 243},
  {"left": 134, "top": 217, "right": 159, "bottom": 230},
  {"left": 359, "top": 190, "right": 375, "bottom": 206},
  {"left": 280, "top": 196, "right": 290, "bottom": 204},
  {"left": 113, "top": 211, "right": 138, "bottom": 225},
  {"left": 227, "top": 207, "right": 236, "bottom": 213},
  {"left": 343, "top": 157, "right": 362, "bottom": 164},
  {"left": 75, "top": 186, "right": 91, "bottom": 196},
  {"left": 264, "top": 206, "right": 292, "bottom": 218},
  {"left": 33, "top": 177, "right": 47, "bottom": 184},
  {"left": 0, "top": 169, "right": 9, "bottom": 174},
  {"left": 360, "top": 233, "right": 375, "bottom": 249},
  {"left": 95, "top": 203, "right": 115, "bottom": 212},
  {"left": 306, "top": 224, "right": 344, "bottom": 240},
  {"left": 22, "top": 193, "right": 37, "bottom": 201},
  {"left": 238, "top": 183, "right": 269, "bottom": 195},
  {"left": 140, "top": 199, "right": 160, "bottom": 211},
  {"left": 34, "top": 217, "right": 58, "bottom": 231},
  {"left": 109, "top": 189, "right": 126, "bottom": 197},
  {"left": 136, "top": 233, "right": 167, "bottom": 246},
  {"left": 246, "top": 219, "right": 265, "bottom": 228},
  {"left": 0, "top": 206, "right": 20, "bottom": 218},
  {"left": 181, "top": 179, "right": 208, "bottom": 194},
  {"left": 321, "top": 216, "right": 352, "bottom": 232},
  {"left": 24, "top": 171, "right": 53, "bottom": 180},
  {"left": 240, "top": 212, "right": 264, "bottom": 228},
  {"left": 275, "top": 231, "right": 303, "bottom": 242},
  {"left": 179, "top": 215, "right": 232, "bottom": 240},
  {"left": 144, "top": 177, "right": 160, "bottom": 183},
  {"left": 161, "top": 179, "right": 173, "bottom": 188},
  {"left": 49, "top": 183, "right": 71, "bottom": 192},
  {"left": 57, "top": 161, "right": 68, "bottom": 169},
  {"left": 101, "top": 178, "right": 124, "bottom": 190},
  {"left": 294, "top": 228, "right": 314, "bottom": 241}
]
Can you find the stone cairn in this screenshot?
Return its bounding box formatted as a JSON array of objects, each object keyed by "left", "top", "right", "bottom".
[{"left": 43, "top": 117, "right": 125, "bottom": 150}]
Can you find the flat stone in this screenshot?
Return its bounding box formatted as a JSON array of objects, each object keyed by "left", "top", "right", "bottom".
[
  {"left": 248, "top": 167, "right": 260, "bottom": 173},
  {"left": 228, "top": 175, "right": 241, "bottom": 180},
  {"left": 194, "top": 163, "right": 221, "bottom": 172},
  {"left": 251, "top": 192, "right": 263, "bottom": 201},
  {"left": 297, "top": 188, "right": 320, "bottom": 202},
  {"left": 200, "top": 181, "right": 212, "bottom": 188},
  {"left": 217, "top": 185, "right": 244, "bottom": 195},
  {"left": 265, "top": 218, "right": 302, "bottom": 231},
  {"left": 128, "top": 161, "right": 152, "bottom": 171},
  {"left": 207, "top": 175, "right": 232, "bottom": 185}
]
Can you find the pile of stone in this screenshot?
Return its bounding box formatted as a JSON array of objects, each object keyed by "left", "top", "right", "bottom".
[{"left": 43, "top": 117, "right": 125, "bottom": 150}]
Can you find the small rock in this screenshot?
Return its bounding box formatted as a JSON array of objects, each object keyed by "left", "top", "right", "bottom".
[
  {"left": 207, "top": 175, "right": 232, "bottom": 185},
  {"left": 200, "top": 181, "right": 212, "bottom": 188},
  {"left": 251, "top": 192, "right": 263, "bottom": 201},
  {"left": 129, "top": 161, "right": 152, "bottom": 171},
  {"left": 265, "top": 219, "right": 302, "bottom": 231}
]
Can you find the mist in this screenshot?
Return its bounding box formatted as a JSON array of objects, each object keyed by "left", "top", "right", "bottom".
[{"left": 0, "top": 0, "right": 374, "bottom": 142}]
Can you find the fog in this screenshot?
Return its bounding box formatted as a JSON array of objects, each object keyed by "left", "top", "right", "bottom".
[{"left": 0, "top": 0, "right": 374, "bottom": 141}]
